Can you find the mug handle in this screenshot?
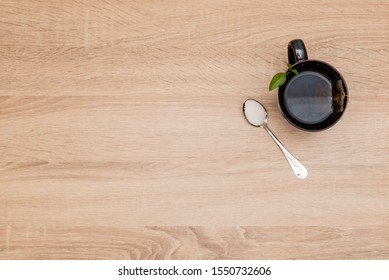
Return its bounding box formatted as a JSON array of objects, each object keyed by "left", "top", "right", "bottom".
[{"left": 288, "top": 39, "right": 308, "bottom": 64}]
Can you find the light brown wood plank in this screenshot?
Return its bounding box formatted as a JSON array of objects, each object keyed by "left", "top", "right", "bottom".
[{"left": 1, "top": 226, "right": 389, "bottom": 259}]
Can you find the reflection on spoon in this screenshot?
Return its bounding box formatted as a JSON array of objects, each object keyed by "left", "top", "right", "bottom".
[{"left": 243, "top": 99, "right": 308, "bottom": 179}]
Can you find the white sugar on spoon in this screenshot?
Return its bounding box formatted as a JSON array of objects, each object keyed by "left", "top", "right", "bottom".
[
  {"left": 243, "top": 98, "right": 268, "bottom": 126},
  {"left": 243, "top": 99, "right": 308, "bottom": 179}
]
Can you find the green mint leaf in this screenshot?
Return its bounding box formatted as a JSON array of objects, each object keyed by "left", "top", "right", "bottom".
[
  {"left": 268, "top": 63, "right": 299, "bottom": 92},
  {"left": 269, "top": 72, "right": 287, "bottom": 91}
]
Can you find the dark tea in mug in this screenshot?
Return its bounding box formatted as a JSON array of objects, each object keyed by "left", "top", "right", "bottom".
[
  {"left": 278, "top": 39, "right": 348, "bottom": 131},
  {"left": 284, "top": 71, "right": 333, "bottom": 125}
]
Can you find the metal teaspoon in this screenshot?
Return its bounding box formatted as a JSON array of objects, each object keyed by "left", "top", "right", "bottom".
[{"left": 243, "top": 99, "right": 308, "bottom": 179}]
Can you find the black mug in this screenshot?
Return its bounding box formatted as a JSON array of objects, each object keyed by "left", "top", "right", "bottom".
[{"left": 278, "top": 39, "right": 348, "bottom": 131}]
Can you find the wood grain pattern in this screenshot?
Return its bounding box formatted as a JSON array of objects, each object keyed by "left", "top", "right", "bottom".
[
  {"left": 1, "top": 226, "right": 389, "bottom": 260},
  {"left": 1, "top": 0, "right": 389, "bottom": 259}
]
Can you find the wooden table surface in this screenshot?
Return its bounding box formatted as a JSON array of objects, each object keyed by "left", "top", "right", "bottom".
[{"left": 1, "top": 0, "right": 389, "bottom": 259}]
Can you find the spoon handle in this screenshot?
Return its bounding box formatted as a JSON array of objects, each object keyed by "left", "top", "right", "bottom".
[{"left": 263, "top": 126, "right": 308, "bottom": 179}]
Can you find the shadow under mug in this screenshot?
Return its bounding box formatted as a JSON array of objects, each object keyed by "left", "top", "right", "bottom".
[{"left": 278, "top": 39, "right": 348, "bottom": 131}]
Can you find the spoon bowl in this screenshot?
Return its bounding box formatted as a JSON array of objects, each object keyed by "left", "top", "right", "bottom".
[{"left": 243, "top": 99, "right": 268, "bottom": 127}]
